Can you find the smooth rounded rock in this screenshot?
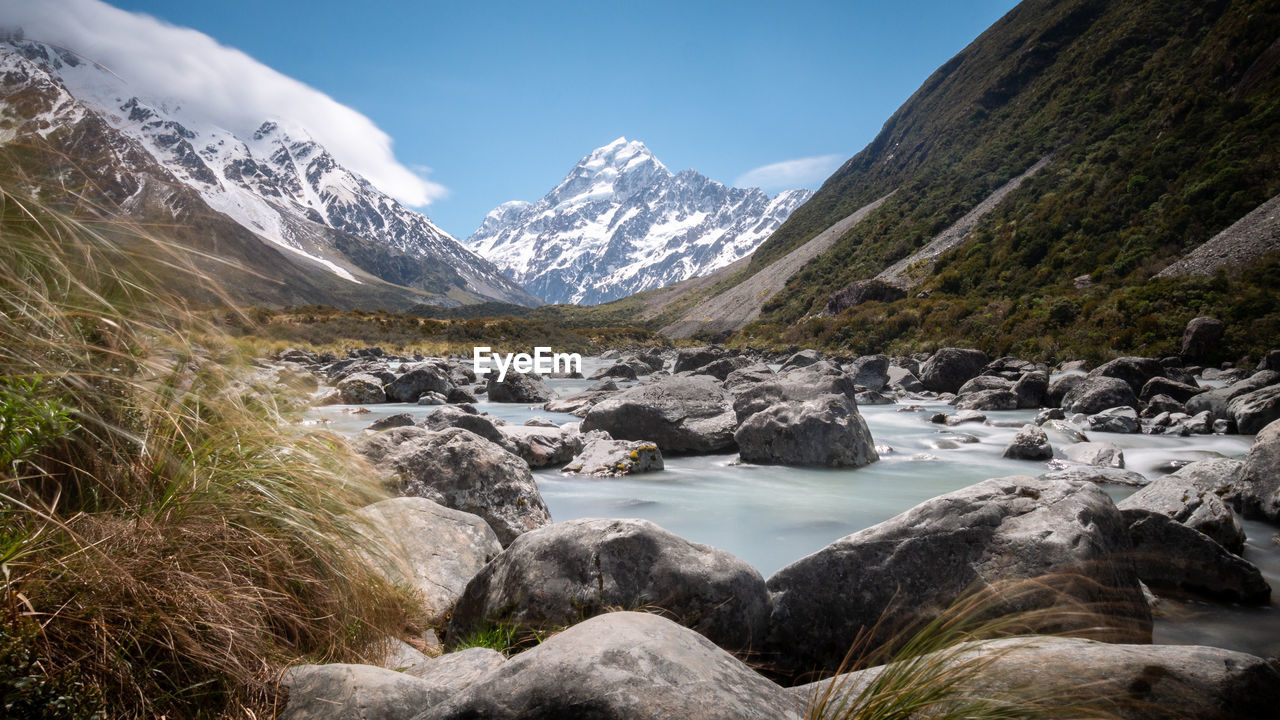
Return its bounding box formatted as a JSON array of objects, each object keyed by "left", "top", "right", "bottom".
[
  {"left": 581, "top": 375, "right": 737, "bottom": 453},
  {"left": 735, "top": 395, "right": 878, "bottom": 468}
]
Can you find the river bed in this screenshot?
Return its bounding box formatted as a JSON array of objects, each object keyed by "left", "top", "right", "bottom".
[{"left": 308, "top": 357, "right": 1280, "bottom": 658}]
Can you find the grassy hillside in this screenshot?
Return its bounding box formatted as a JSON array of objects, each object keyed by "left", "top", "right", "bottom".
[{"left": 706, "top": 0, "right": 1280, "bottom": 359}]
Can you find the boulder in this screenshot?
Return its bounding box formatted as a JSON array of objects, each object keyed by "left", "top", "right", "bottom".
[
  {"left": 672, "top": 345, "right": 728, "bottom": 374},
  {"left": 581, "top": 376, "right": 737, "bottom": 453},
  {"left": 588, "top": 362, "right": 637, "bottom": 381},
  {"left": 354, "top": 498, "right": 502, "bottom": 625},
  {"left": 791, "top": 637, "right": 1280, "bottom": 720},
  {"left": 403, "top": 647, "right": 505, "bottom": 692},
  {"left": 1180, "top": 316, "right": 1225, "bottom": 362},
  {"left": 886, "top": 366, "right": 924, "bottom": 392},
  {"left": 1185, "top": 370, "right": 1279, "bottom": 422},
  {"left": 1260, "top": 349, "right": 1280, "bottom": 371},
  {"left": 956, "top": 375, "right": 1015, "bottom": 396},
  {"left": 417, "top": 391, "right": 448, "bottom": 405},
  {"left": 955, "top": 388, "right": 1018, "bottom": 411},
  {"left": 497, "top": 424, "right": 591, "bottom": 469},
  {"left": 280, "top": 663, "right": 448, "bottom": 720},
  {"left": 693, "top": 355, "right": 753, "bottom": 380},
  {"left": 779, "top": 349, "right": 822, "bottom": 371},
  {"left": 981, "top": 356, "right": 1042, "bottom": 380},
  {"left": 1047, "top": 373, "right": 1086, "bottom": 407},
  {"left": 385, "top": 364, "right": 452, "bottom": 403},
  {"left": 1042, "top": 419, "right": 1088, "bottom": 444},
  {"left": 359, "top": 428, "right": 551, "bottom": 546},
  {"left": 486, "top": 371, "right": 555, "bottom": 403},
  {"left": 1121, "top": 509, "right": 1269, "bottom": 604},
  {"left": 1118, "top": 468, "right": 1246, "bottom": 554},
  {"left": 764, "top": 476, "right": 1151, "bottom": 681},
  {"left": 336, "top": 373, "right": 387, "bottom": 404},
  {"left": 422, "top": 405, "right": 509, "bottom": 447},
  {"left": 918, "top": 348, "right": 990, "bottom": 394},
  {"left": 824, "top": 278, "right": 907, "bottom": 314},
  {"left": 1086, "top": 406, "right": 1141, "bottom": 434},
  {"left": 729, "top": 361, "right": 859, "bottom": 422},
  {"left": 561, "top": 437, "right": 664, "bottom": 476},
  {"left": 845, "top": 354, "right": 890, "bottom": 391},
  {"left": 367, "top": 413, "right": 416, "bottom": 432},
  {"left": 1139, "top": 377, "right": 1202, "bottom": 404},
  {"left": 1088, "top": 357, "right": 1165, "bottom": 397},
  {"left": 1012, "top": 371, "right": 1049, "bottom": 408},
  {"left": 542, "top": 389, "right": 616, "bottom": 417},
  {"left": 1063, "top": 441, "right": 1125, "bottom": 469},
  {"left": 1040, "top": 467, "right": 1149, "bottom": 487},
  {"left": 447, "top": 519, "right": 771, "bottom": 654},
  {"left": 422, "top": 612, "right": 799, "bottom": 720},
  {"left": 1002, "top": 424, "right": 1052, "bottom": 460},
  {"left": 1239, "top": 419, "right": 1280, "bottom": 522},
  {"left": 1141, "top": 394, "right": 1185, "bottom": 417},
  {"left": 1063, "top": 376, "right": 1138, "bottom": 414},
  {"left": 1229, "top": 383, "right": 1280, "bottom": 435},
  {"left": 734, "top": 395, "right": 878, "bottom": 468}
]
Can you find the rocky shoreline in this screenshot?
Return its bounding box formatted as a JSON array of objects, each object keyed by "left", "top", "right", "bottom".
[{"left": 256, "top": 327, "right": 1280, "bottom": 719}]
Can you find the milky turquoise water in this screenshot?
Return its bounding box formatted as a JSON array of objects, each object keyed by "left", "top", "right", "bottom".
[{"left": 308, "top": 358, "right": 1279, "bottom": 658}]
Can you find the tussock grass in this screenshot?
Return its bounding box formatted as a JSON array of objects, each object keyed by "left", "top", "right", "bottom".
[{"left": 0, "top": 180, "right": 416, "bottom": 718}]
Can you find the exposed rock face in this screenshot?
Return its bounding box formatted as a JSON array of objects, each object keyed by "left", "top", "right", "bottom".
[
  {"left": 1002, "top": 424, "right": 1053, "bottom": 460},
  {"left": 823, "top": 278, "right": 907, "bottom": 314},
  {"left": 887, "top": 366, "right": 925, "bottom": 392},
  {"left": 729, "top": 361, "right": 859, "bottom": 422},
  {"left": 581, "top": 376, "right": 738, "bottom": 453},
  {"left": 735, "top": 395, "right": 878, "bottom": 468},
  {"left": 1121, "top": 509, "right": 1270, "bottom": 604},
  {"left": 336, "top": 373, "right": 386, "bottom": 404},
  {"left": 1229, "top": 383, "right": 1280, "bottom": 435},
  {"left": 561, "top": 437, "right": 664, "bottom": 476},
  {"left": 447, "top": 519, "right": 771, "bottom": 654},
  {"left": 486, "top": 371, "right": 555, "bottom": 403},
  {"left": 403, "top": 648, "right": 506, "bottom": 693},
  {"left": 385, "top": 364, "right": 452, "bottom": 403},
  {"left": 280, "top": 663, "right": 448, "bottom": 720},
  {"left": 1062, "top": 376, "right": 1138, "bottom": 414},
  {"left": 764, "top": 476, "right": 1150, "bottom": 681},
  {"left": 1117, "top": 464, "right": 1246, "bottom": 554},
  {"left": 918, "top": 348, "right": 990, "bottom": 394},
  {"left": 1012, "top": 371, "right": 1049, "bottom": 408},
  {"left": 358, "top": 427, "right": 551, "bottom": 546},
  {"left": 423, "top": 612, "right": 800, "bottom": 720},
  {"left": 354, "top": 498, "right": 502, "bottom": 625},
  {"left": 791, "top": 637, "right": 1280, "bottom": 720},
  {"left": 1239, "top": 419, "right": 1280, "bottom": 522},
  {"left": 1040, "top": 467, "right": 1150, "bottom": 487}
]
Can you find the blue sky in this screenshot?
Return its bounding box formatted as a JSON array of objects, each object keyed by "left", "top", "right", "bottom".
[{"left": 98, "top": 0, "right": 1018, "bottom": 238}]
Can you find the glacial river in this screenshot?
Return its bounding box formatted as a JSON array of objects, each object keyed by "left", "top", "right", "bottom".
[{"left": 309, "top": 357, "right": 1280, "bottom": 659}]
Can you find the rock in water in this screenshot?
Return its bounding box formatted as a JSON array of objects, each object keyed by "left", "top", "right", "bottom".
[
  {"left": 1121, "top": 509, "right": 1269, "bottom": 604},
  {"left": 918, "top": 347, "right": 989, "bottom": 394},
  {"left": 447, "top": 518, "right": 770, "bottom": 654},
  {"left": 354, "top": 497, "right": 502, "bottom": 625},
  {"left": 1087, "top": 357, "right": 1166, "bottom": 397},
  {"left": 486, "top": 370, "right": 555, "bottom": 403},
  {"left": 581, "top": 375, "right": 737, "bottom": 453},
  {"left": 424, "top": 612, "right": 799, "bottom": 720},
  {"left": 358, "top": 427, "right": 551, "bottom": 546},
  {"left": 336, "top": 372, "right": 386, "bottom": 404},
  {"left": 1239, "top": 418, "right": 1280, "bottom": 522},
  {"left": 1229, "top": 384, "right": 1280, "bottom": 435},
  {"left": 1062, "top": 376, "right": 1138, "bottom": 414},
  {"left": 764, "top": 476, "right": 1151, "bottom": 681},
  {"left": 1117, "top": 462, "right": 1246, "bottom": 553},
  {"left": 561, "top": 437, "right": 664, "bottom": 476},
  {"left": 1063, "top": 441, "right": 1125, "bottom": 469},
  {"left": 729, "top": 361, "right": 859, "bottom": 422},
  {"left": 734, "top": 395, "right": 878, "bottom": 468},
  {"left": 385, "top": 364, "right": 452, "bottom": 403},
  {"left": 1002, "top": 424, "right": 1053, "bottom": 460}
]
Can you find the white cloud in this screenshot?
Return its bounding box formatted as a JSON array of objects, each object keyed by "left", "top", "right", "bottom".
[
  {"left": 0, "top": 0, "right": 446, "bottom": 206},
  {"left": 734, "top": 153, "right": 846, "bottom": 192}
]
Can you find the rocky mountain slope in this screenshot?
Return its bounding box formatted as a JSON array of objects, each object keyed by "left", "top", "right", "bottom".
[
  {"left": 467, "top": 138, "right": 811, "bottom": 305},
  {"left": 0, "top": 37, "right": 539, "bottom": 309},
  {"left": 625, "top": 0, "right": 1280, "bottom": 359}
]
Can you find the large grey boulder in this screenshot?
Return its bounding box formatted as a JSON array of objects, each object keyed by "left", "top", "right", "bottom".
[
  {"left": 447, "top": 519, "right": 771, "bottom": 654},
  {"left": 561, "top": 437, "right": 664, "bottom": 476},
  {"left": 1040, "top": 466, "right": 1150, "bottom": 487},
  {"left": 1139, "top": 376, "right": 1202, "bottom": 404},
  {"left": 354, "top": 498, "right": 502, "bottom": 625},
  {"left": 1087, "top": 406, "right": 1142, "bottom": 433},
  {"left": 1229, "top": 383, "right": 1280, "bottom": 435},
  {"left": 764, "top": 476, "right": 1150, "bottom": 681},
  {"left": 386, "top": 364, "right": 453, "bottom": 403},
  {"left": 1047, "top": 373, "right": 1086, "bottom": 407},
  {"left": 1239, "top": 419, "right": 1280, "bottom": 522},
  {"left": 496, "top": 424, "right": 590, "bottom": 468},
  {"left": 672, "top": 345, "right": 729, "bottom": 374},
  {"left": 955, "top": 375, "right": 1014, "bottom": 396},
  {"left": 1180, "top": 316, "right": 1225, "bottom": 362},
  {"left": 1088, "top": 357, "right": 1165, "bottom": 396},
  {"left": 1012, "top": 371, "right": 1049, "bottom": 408},
  {"left": 1121, "top": 509, "right": 1269, "bottom": 604},
  {"left": 1118, "top": 463, "right": 1246, "bottom": 553},
  {"left": 422, "top": 405, "right": 508, "bottom": 447},
  {"left": 845, "top": 354, "right": 890, "bottom": 391},
  {"left": 280, "top": 663, "right": 447, "bottom": 720},
  {"left": 421, "top": 612, "right": 800, "bottom": 720},
  {"left": 486, "top": 371, "right": 555, "bottom": 403},
  {"left": 542, "top": 389, "right": 616, "bottom": 417},
  {"left": 336, "top": 372, "right": 387, "bottom": 404},
  {"left": 1002, "top": 424, "right": 1052, "bottom": 460},
  {"left": 955, "top": 388, "right": 1019, "bottom": 411},
  {"left": 791, "top": 637, "right": 1280, "bottom": 720},
  {"left": 581, "top": 375, "right": 737, "bottom": 453},
  {"left": 886, "top": 366, "right": 924, "bottom": 392},
  {"left": 588, "top": 362, "right": 637, "bottom": 381},
  {"left": 1063, "top": 376, "right": 1139, "bottom": 414},
  {"left": 1063, "top": 441, "right": 1125, "bottom": 468},
  {"left": 918, "top": 348, "right": 989, "bottom": 394},
  {"left": 403, "top": 648, "right": 506, "bottom": 693},
  {"left": 729, "top": 361, "right": 859, "bottom": 422},
  {"left": 358, "top": 427, "right": 551, "bottom": 546},
  {"left": 692, "top": 355, "right": 753, "bottom": 380},
  {"left": 734, "top": 395, "right": 878, "bottom": 468},
  {"left": 1186, "top": 370, "right": 1279, "bottom": 421}
]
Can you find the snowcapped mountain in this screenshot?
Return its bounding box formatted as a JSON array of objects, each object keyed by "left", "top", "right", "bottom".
[
  {"left": 0, "top": 38, "right": 539, "bottom": 308},
  {"left": 467, "top": 138, "right": 813, "bottom": 305}
]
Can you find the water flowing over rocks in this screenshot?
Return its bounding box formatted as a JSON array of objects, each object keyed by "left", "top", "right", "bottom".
[
  {"left": 446, "top": 518, "right": 770, "bottom": 654},
  {"left": 763, "top": 475, "right": 1150, "bottom": 681},
  {"left": 421, "top": 612, "right": 800, "bottom": 720}
]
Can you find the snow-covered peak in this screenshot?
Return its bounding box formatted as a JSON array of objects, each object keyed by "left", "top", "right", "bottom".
[{"left": 546, "top": 137, "right": 670, "bottom": 208}]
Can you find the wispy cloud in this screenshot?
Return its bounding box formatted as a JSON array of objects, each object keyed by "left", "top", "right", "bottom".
[
  {"left": 735, "top": 153, "right": 846, "bottom": 192},
  {"left": 1, "top": 0, "right": 446, "bottom": 207}
]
